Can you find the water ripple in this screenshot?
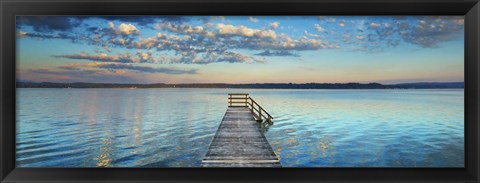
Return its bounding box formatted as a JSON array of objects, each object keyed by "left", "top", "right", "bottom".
[{"left": 16, "top": 88, "right": 464, "bottom": 167}]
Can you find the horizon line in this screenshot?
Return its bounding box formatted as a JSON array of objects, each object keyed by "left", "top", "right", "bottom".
[{"left": 16, "top": 81, "right": 465, "bottom": 85}]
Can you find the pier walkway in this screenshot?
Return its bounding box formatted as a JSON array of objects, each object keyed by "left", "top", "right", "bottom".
[{"left": 201, "top": 93, "right": 281, "bottom": 167}]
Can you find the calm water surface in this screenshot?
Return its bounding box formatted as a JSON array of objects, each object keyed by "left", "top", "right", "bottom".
[{"left": 16, "top": 88, "right": 464, "bottom": 167}]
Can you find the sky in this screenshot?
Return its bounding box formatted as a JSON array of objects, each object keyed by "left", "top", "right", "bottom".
[{"left": 16, "top": 16, "right": 465, "bottom": 84}]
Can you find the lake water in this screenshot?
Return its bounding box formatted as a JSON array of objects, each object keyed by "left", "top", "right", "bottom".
[{"left": 16, "top": 88, "right": 464, "bottom": 167}]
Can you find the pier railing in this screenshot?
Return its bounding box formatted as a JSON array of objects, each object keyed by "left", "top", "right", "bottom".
[
  {"left": 228, "top": 93, "right": 274, "bottom": 123},
  {"left": 228, "top": 93, "right": 249, "bottom": 107}
]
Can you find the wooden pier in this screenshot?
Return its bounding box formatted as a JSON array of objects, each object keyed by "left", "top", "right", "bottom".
[{"left": 201, "top": 93, "right": 281, "bottom": 167}]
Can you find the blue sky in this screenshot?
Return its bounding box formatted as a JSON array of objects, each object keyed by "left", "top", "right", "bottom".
[{"left": 16, "top": 16, "right": 464, "bottom": 84}]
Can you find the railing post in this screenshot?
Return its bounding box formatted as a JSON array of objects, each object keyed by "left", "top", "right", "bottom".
[
  {"left": 245, "top": 94, "right": 248, "bottom": 107},
  {"left": 258, "top": 106, "right": 263, "bottom": 122},
  {"left": 248, "top": 97, "right": 253, "bottom": 113}
]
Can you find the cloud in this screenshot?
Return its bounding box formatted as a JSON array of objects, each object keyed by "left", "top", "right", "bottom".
[
  {"left": 343, "top": 16, "right": 465, "bottom": 51},
  {"left": 30, "top": 68, "right": 94, "bottom": 77},
  {"left": 110, "top": 36, "right": 163, "bottom": 50},
  {"left": 249, "top": 17, "right": 259, "bottom": 23},
  {"left": 213, "top": 32, "right": 336, "bottom": 53},
  {"left": 136, "top": 51, "right": 153, "bottom": 62},
  {"left": 85, "top": 62, "right": 198, "bottom": 74},
  {"left": 104, "top": 24, "right": 337, "bottom": 58},
  {"left": 329, "top": 45, "right": 341, "bottom": 49},
  {"left": 171, "top": 50, "right": 265, "bottom": 64},
  {"left": 255, "top": 50, "right": 299, "bottom": 57},
  {"left": 19, "top": 16, "right": 344, "bottom": 63},
  {"left": 53, "top": 52, "right": 142, "bottom": 63},
  {"left": 16, "top": 16, "right": 161, "bottom": 33},
  {"left": 19, "top": 15, "right": 465, "bottom": 65},
  {"left": 57, "top": 63, "right": 83, "bottom": 70},
  {"left": 155, "top": 22, "right": 215, "bottom": 37},
  {"left": 16, "top": 16, "right": 81, "bottom": 32},
  {"left": 53, "top": 62, "right": 197, "bottom": 76},
  {"left": 314, "top": 24, "right": 327, "bottom": 32},
  {"left": 90, "top": 16, "right": 160, "bottom": 26},
  {"left": 109, "top": 22, "right": 140, "bottom": 35},
  {"left": 318, "top": 16, "right": 336, "bottom": 23},
  {"left": 369, "top": 22, "right": 381, "bottom": 29},
  {"left": 339, "top": 20, "right": 346, "bottom": 27},
  {"left": 16, "top": 31, "right": 78, "bottom": 41},
  {"left": 16, "top": 16, "right": 154, "bottom": 32},
  {"left": 270, "top": 22, "right": 280, "bottom": 29},
  {"left": 341, "top": 33, "right": 352, "bottom": 42},
  {"left": 85, "top": 16, "right": 189, "bottom": 26},
  {"left": 219, "top": 51, "right": 262, "bottom": 63},
  {"left": 397, "top": 16, "right": 464, "bottom": 48},
  {"left": 211, "top": 16, "right": 226, "bottom": 21},
  {"left": 84, "top": 22, "right": 141, "bottom": 45},
  {"left": 26, "top": 68, "right": 138, "bottom": 83},
  {"left": 216, "top": 23, "right": 277, "bottom": 39},
  {"left": 54, "top": 48, "right": 264, "bottom": 64}
]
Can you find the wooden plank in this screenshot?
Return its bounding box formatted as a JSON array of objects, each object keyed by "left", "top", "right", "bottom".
[
  {"left": 204, "top": 155, "right": 279, "bottom": 160},
  {"left": 202, "top": 160, "right": 280, "bottom": 163},
  {"left": 201, "top": 163, "right": 280, "bottom": 167},
  {"left": 201, "top": 106, "right": 281, "bottom": 167}
]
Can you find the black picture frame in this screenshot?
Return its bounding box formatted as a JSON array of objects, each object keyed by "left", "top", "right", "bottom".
[{"left": 1, "top": 0, "right": 479, "bottom": 182}]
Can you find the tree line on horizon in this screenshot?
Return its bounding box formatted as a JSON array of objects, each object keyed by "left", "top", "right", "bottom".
[{"left": 16, "top": 81, "right": 465, "bottom": 89}]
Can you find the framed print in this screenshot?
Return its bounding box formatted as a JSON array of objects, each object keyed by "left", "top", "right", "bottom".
[{"left": 1, "top": 0, "right": 479, "bottom": 182}]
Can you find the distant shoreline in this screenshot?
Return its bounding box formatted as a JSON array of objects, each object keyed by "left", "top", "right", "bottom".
[{"left": 16, "top": 82, "right": 465, "bottom": 89}]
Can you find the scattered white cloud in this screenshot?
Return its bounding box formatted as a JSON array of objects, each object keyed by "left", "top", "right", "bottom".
[
  {"left": 17, "top": 16, "right": 466, "bottom": 67},
  {"left": 339, "top": 20, "right": 346, "bottom": 27},
  {"left": 369, "top": 22, "right": 381, "bottom": 29},
  {"left": 53, "top": 52, "right": 141, "bottom": 63},
  {"left": 109, "top": 22, "right": 140, "bottom": 35},
  {"left": 270, "top": 22, "right": 280, "bottom": 29},
  {"left": 85, "top": 62, "right": 198, "bottom": 74},
  {"left": 249, "top": 17, "right": 259, "bottom": 23},
  {"left": 314, "top": 24, "right": 327, "bottom": 32},
  {"left": 217, "top": 23, "right": 277, "bottom": 39}
]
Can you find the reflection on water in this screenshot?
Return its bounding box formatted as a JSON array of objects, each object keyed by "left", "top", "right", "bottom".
[
  {"left": 96, "top": 138, "right": 113, "bottom": 167},
  {"left": 259, "top": 89, "right": 464, "bottom": 167},
  {"left": 16, "top": 88, "right": 464, "bottom": 167}
]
